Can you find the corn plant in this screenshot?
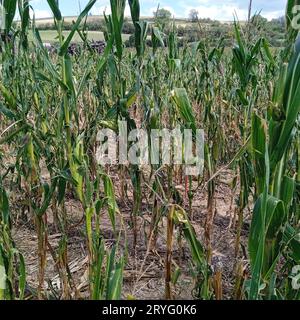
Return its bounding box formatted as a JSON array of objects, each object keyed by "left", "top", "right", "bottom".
[
  {"left": 248, "top": 9, "right": 300, "bottom": 297},
  {"left": 0, "top": 182, "right": 26, "bottom": 300},
  {"left": 1, "top": 0, "right": 300, "bottom": 301}
]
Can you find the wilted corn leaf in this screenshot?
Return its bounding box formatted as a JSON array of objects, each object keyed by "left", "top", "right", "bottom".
[{"left": 173, "top": 209, "right": 206, "bottom": 271}]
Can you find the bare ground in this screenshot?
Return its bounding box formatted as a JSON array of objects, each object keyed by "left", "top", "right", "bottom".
[{"left": 10, "top": 168, "right": 251, "bottom": 300}]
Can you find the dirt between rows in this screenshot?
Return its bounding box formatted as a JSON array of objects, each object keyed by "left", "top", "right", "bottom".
[{"left": 12, "top": 169, "right": 250, "bottom": 300}]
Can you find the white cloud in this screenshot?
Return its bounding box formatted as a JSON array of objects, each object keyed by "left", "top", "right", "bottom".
[
  {"left": 31, "top": 9, "right": 52, "bottom": 19},
  {"left": 90, "top": 5, "right": 109, "bottom": 16},
  {"left": 27, "top": 0, "right": 285, "bottom": 21},
  {"left": 90, "top": 1, "right": 131, "bottom": 17},
  {"left": 261, "top": 10, "right": 284, "bottom": 21},
  {"left": 183, "top": 4, "right": 248, "bottom": 21},
  {"left": 147, "top": 5, "right": 177, "bottom": 18},
  {"left": 143, "top": 0, "right": 284, "bottom": 20}
]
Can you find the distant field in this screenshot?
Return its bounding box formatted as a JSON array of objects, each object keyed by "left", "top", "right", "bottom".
[
  {"left": 34, "top": 15, "right": 156, "bottom": 25},
  {"left": 33, "top": 15, "right": 236, "bottom": 28},
  {"left": 28, "top": 30, "right": 130, "bottom": 43},
  {"left": 33, "top": 15, "right": 236, "bottom": 24},
  {"left": 34, "top": 16, "right": 103, "bottom": 25},
  {"left": 26, "top": 16, "right": 241, "bottom": 44}
]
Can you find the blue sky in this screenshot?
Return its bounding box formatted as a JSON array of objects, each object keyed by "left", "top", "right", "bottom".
[{"left": 29, "top": 0, "right": 286, "bottom": 21}]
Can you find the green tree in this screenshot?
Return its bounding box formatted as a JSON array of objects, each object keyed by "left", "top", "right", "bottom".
[
  {"left": 154, "top": 8, "right": 172, "bottom": 27},
  {"left": 189, "top": 9, "right": 199, "bottom": 22}
]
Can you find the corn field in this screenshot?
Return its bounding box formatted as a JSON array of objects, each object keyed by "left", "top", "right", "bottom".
[{"left": 0, "top": 0, "right": 300, "bottom": 301}]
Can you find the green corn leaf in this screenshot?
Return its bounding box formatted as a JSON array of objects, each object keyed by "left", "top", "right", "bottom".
[
  {"left": 135, "top": 21, "right": 149, "bottom": 57},
  {"left": 33, "top": 28, "right": 69, "bottom": 91},
  {"left": 46, "top": 0, "right": 62, "bottom": 21},
  {"left": 64, "top": 55, "right": 76, "bottom": 96},
  {"left": 152, "top": 26, "right": 165, "bottom": 54},
  {"left": 272, "top": 63, "right": 288, "bottom": 106},
  {"left": 103, "top": 175, "right": 117, "bottom": 231},
  {"left": 85, "top": 207, "right": 94, "bottom": 257},
  {"left": 249, "top": 195, "right": 286, "bottom": 280},
  {"left": 18, "top": 0, "right": 30, "bottom": 31},
  {"left": 249, "top": 126, "right": 270, "bottom": 300},
  {"left": 106, "top": 260, "right": 124, "bottom": 300},
  {"left": 233, "top": 20, "right": 245, "bottom": 59},
  {"left": 171, "top": 88, "right": 196, "bottom": 134},
  {"left": 18, "top": 253, "right": 26, "bottom": 300},
  {"left": 286, "top": 0, "right": 300, "bottom": 37},
  {"left": 92, "top": 240, "right": 105, "bottom": 300},
  {"left": 280, "top": 176, "right": 295, "bottom": 211},
  {"left": 262, "top": 38, "right": 275, "bottom": 65},
  {"left": 128, "top": 0, "right": 140, "bottom": 23},
  {"left": 36, "top": 178, "right": 58, "bottom": 217},
  {"left": 18, "top": 0, "right": 30, "bottom": 49},
  {"left": 0, "top": 188, "right": 10, "bottom": 226},
  {"left": 236, "top": 88, "right": 248, "bottom": 106},
  {"left": 171, "top": 266, "right": 181, "bottom": 285},
  {"left": 105, "top": 245, "right": 116, "bottom": 298},
  {"left": 59, "top": 0, "right": 97, "bottom": 56},
  {"left": 57, "top": 177, "right": 67, "bottom": 205},
  {"left": 0, "top": 250, "right": 7, "bottom": 300},
  {"left": 251, "top": 112, "right": 267, "bottom": 195},
  {"left": 284, "top": 225, "right": 300, "bottom": 263},
  {"left": 0, "top": 82, "right": 17, "bottom": 110},
  {"left": 3, "top": 0, "right": 17, "bottom": 34},
  {"left": 270, "top": 38, "right": 300, "bottom": 169},
  {"left": 110, "top": 0, "right": 126, "bottom": 60},
  {"left": 106, "top": 247, "right": 124, "bottom": 300},
  {"left": 0, "top": 103, "right": 16, "bottom": 120},
  {"left": 0, "top": 124, "right": 30, "bottom": 145},
  {"left": 96, "top": 37, "right": 113, "bottom": 74}
]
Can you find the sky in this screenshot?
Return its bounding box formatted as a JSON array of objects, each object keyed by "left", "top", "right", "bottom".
[{"left": 29, "top": 0, "right": 286, "bottom": 21}]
